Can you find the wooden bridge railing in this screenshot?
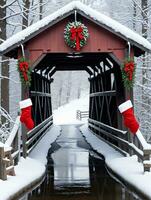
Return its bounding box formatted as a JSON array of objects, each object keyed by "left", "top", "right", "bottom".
[
  {"left": 76, "top": 110, "right": 89, "bottom": 120},
  {"left": 22, "top": 115, "right": 53, "bottom": 158},
  {"left": 0, "top": 116, "right": 20, "bottom": 180},
  {"left": 88, "top": 118, "right": 151, "bottom": 172},
  {"left": 0, "top": 114, "right": 53, "bottom": 180}
]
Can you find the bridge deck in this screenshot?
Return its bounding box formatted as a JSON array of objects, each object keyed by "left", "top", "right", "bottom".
[{"left": 28, "top": 125, "right": 144, "bottom": 200}]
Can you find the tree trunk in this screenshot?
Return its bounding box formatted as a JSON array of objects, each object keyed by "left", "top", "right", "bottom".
[
  {"left": 0, "top": 0, "right": 9, "bottom": 114},
  {"left": 39, "top": 0, "right": 43, "bottom": 20},
  {"left": 133, "top": 2, "right": 137, "bottom": 31},
  {"left": 141, "top": 0, "right": 149, "bottom": 139},
  {"left": 22, "top": 0, "right": 30, "bottom": 29}
]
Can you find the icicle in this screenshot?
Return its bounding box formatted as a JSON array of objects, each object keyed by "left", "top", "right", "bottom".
[
  {"left": 127, "top": 41, "right": 131, "bottom": 59},
  {"left": 74, "top": 10, "right": 77, "bottom": 24},
  {"left": 20, "top": 44, "right": 25, "bottom": 58}
]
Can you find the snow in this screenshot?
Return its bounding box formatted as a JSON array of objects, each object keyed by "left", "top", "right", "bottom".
[
  {"left": 0, "top": 125, "right": 61, "bottom": 200},
  {"left": 136, "top": 129, "right": 151, "bottom": 150},
  {"left": 29, "top": 125, "right": 61, "bottom": 164},
  {"left": 53, "top": 96, "right": 89, "bottom": 125},
  {"left": 5, "top": 116, "right": 20, "bottom": 147},
  {"left": 0, "top": 1, "right": 151, "bottom": 54},
  {"left": 0, "top": 141, "right": 12, "bottom": 151},
  {"left": 80, "top": 124, "right": 151, "bottom": 199},
  {"left": 1, "top": 95, "right": 151, "bottom": 199},
  {"left": 0, "top": 157, "right": 45, "bottom": 200}
]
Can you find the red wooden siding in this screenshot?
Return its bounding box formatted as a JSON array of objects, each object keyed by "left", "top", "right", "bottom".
[{"left": 26, "top": 17, "right": 127, "bottom": 64}]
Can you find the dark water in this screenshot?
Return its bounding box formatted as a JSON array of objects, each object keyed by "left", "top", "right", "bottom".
[{"left": 28, "top": 125, "right": 143, "bottom": 200}]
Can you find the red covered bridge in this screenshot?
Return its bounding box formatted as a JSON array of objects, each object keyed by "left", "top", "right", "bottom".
[{"left": 0, "top": 1, "right": 151, "bottom": 175}]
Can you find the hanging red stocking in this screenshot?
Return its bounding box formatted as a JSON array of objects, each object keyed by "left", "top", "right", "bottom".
[
  {"left": 19, "top": 98, "right": 34, "bottom": 130},
  {"left": 118, "top": 100, "right": 139, "bottom": 135}
]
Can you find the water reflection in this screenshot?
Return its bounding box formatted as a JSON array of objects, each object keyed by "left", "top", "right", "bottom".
[
  {"left": 52, "top": 149, "right": 90, "bottom": 187},
  {"left": 28, "top": 125, "right": 144, "bottom": 200}
]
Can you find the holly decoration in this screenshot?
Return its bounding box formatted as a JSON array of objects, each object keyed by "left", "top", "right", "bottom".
[
  {"left": 64, "top": 21, "right": 89, "bottom": 51},
  {"left": 121, "top": 58, "right": 135, "bottom": 90},
  {"left": 18, "top": 58, "right": 32, "bottom": 86}
]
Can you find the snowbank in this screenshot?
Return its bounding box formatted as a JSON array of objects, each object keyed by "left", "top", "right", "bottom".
[
  {"left": 0, "top": 158, "right": 45, "bottom": 200},
  {"left": 53, "top": 96, "right": 89, "bottom": 125},
  {"left": 29, "top": 125, "right": 61, "bottom": 164},
  {"left": 80, "top": 124, "right": 151, "bottom": 199},
  {"left": 0, "top": 126, "right": 61, "bottom": 200}
]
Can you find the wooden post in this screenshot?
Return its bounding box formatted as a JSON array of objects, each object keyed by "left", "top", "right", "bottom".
[
  {"left": 0, "top": 147, "right": 7, "bottom": 180},
  {"left": 13, "top": 130, "right": 19, "bottom": 165},
  {"left": 22, "top": 130, "right": 28, "bottom": 158},
  {"left": 143, "top": 149, "right": 151, "bottom": 172}
]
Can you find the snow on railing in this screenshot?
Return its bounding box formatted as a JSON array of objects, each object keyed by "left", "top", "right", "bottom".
[
  {"left": 88, "top": 118, "right": 151, "bottom": 172},
  {"left": 5, "top": 116, "right": 20, "bottom": 147},
  {"left": 22, "top": 115, "right": 53, "bottom": 158},
  {"left": 0, "top": 116, "right": 20, "bottom": 180},
  {"left": 135, "top": 130, "right": 151, "bottom": 172},
  {"left": 76, "top": 110, "right": 89, "bottom": 120}
]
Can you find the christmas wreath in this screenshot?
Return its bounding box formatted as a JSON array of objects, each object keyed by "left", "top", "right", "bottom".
[
  {"left": 18, "top": 58, "right": 32, "bottom": 86},
  {"left": 121, "top": 58, "right": 135, "bottom": 90},
  {"left": 64, "top": 21, "right": 89, "bottom": 51}
]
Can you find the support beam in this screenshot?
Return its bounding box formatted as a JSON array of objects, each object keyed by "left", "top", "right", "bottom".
[
  {"left": 45, "top": 66, "right": 55, "bottom": 75},
  {"left": 49, "top": 67, "right": 57, "bottom": 77},
  {"left": 85, "top": 67, "right": 93, "bottom": 75}
]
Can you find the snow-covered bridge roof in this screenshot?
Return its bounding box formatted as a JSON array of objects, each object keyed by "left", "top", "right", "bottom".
[{"left": 0, "top": 1, "right": 151, "bottom": 56}]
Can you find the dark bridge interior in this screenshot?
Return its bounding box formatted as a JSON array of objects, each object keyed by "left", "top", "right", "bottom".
[{"left": 29, "top": 52, "right": 125, "bottom": 128}]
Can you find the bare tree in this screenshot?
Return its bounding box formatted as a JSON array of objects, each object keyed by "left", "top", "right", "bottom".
[{"left": 0, "top": 0, "right": 9, "bottom": 116}]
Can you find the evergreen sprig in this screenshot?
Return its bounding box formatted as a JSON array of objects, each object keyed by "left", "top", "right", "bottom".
[
  {"left": 121, "top": 58, "right": 136, "bottom": 90},
  {"left": 64, "top": 21, "right": 89, "bottom": 50},
  {"left": 18, "top": 57, "right": 32, "bottom": 87}
]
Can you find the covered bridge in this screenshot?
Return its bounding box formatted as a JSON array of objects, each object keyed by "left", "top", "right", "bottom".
[{"left": 0, "top": 1, "right": 151, "bottom": 132}]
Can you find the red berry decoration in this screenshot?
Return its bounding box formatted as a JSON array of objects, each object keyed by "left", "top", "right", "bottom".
[
  {"left": 18, "top": 58, "right": 32, "bottom": 86},
  {"left": 121, "top": 58, "right": 136, "bottom": 90},
  {"left": 64, "top": 21, "right": 89, "bottom": 51}
]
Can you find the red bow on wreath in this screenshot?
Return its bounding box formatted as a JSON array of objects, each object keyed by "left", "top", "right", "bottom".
[
  {"left": 19, "top": 61, "right": 29, "bottom": 81},
  {"left": 124, "top": 61, "right": 135, "bottom": 81},
  {"left": 70, "top": 26, "right": 84, "bottom": 51}
]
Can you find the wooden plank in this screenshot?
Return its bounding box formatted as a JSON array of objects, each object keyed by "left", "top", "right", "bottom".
[
  {"left": 90, "top": 129, "right": 128, "bottom": 156},
  {"left": 27, "top": 123, "right": 53, "bottom": 154},
  {"left": 27, "top": 115, "right": 53, "bottom": 139},
  {"left": 26, "top": 121, "right": 53, "bottom": 146},
  {"left": 90, "top": 90, "right": 116, "bottom": 97},
  {"left": 93, "top": 77, "right": 99, "bottom": 120},
  {"left": 6, "top": 165, "right": 15, "bottom": 176},
  {"left": 0, "top": 147, "right": 7, "bottom": 180},
  {"left": 89, "top": 123, "right": 129, "bottom": 148},
  {"left": 30, "top": 91, "right": 51, "bottom": 98},
  {"left": 89, "top": 118, "right": 127, "bottom": 136},
  {"left": 89, "top": 122, "right": 143, "bottom": 160}
]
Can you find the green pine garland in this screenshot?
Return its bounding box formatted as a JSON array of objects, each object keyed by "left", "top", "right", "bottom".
[
  {"left": 18, "top": 57, "right": 32, "bottom": 87},
  {"left": 64, "top": 21, "right": 89, "bottom": 50},
  {"left": 121, "top": 58, "right": 136, "bottom": 90}
]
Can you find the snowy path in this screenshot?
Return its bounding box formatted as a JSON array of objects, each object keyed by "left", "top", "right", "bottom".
[
  {"left": 80, "top": 124, "right": 151, "bottom": 200},
  {"left": 1, "top": 96, "right": 151, "bottom": 199},
  {"left": 53, "top": 97, "right": 151, "bottom": 199}
]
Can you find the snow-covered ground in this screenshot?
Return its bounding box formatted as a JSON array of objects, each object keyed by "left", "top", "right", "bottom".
[
  {"left": 53, "top": 95, "right": 89, "bottom": 125},
  {"left": 29, "top": 126, "right": 61, "bottom": 164},
  {"left": 52, "top": 96, "right": 151, "bottom": 199},
  {"left": 80, "top": 125, "right": 151, "bottom": 199},
  {"left": 1, "top": 95, "right": 151, "bottom": 199},
  {"left": 0, "top": 126, "right": 61, "bottom": 200},
  {"left": 0, "top": 157, "right": 45, "bottom": 200}
]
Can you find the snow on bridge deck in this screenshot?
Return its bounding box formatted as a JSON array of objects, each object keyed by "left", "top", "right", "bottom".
[
  {"left": 1, "top": 97, "right": 151, "bottom": 199},
  {"left": 0, "top": 126, "right": 60, "bottom": 200}
]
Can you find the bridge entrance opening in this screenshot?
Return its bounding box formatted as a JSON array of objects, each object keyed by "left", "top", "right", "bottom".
[{"left": 30, "top": 52, "right": 124, "bottom": 129}]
